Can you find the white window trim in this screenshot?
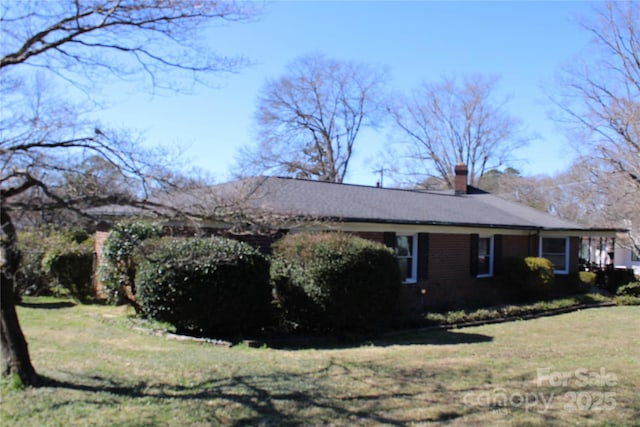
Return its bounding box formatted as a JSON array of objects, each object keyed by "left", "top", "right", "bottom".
[
  {"left": 477, "top": 235, "right": 494, "bottom": 278},
  {"left": 397, "top": 233, "right": 418, "bottom": 284},
  {"left": 540, "top": 236, "right": 570, "bottom": 275}
]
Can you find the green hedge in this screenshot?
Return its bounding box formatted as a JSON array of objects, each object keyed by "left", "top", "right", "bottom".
[
  {"left": 135, "top": 237, "right": 273, "bottom": 337},
  {"left": 616, "top": 281, "right": 640, "bottom": 297},
  {"left": 498, "top": 256, "right": 555, "bottom": 301},
  {"left": 271, "top": 232, "right": 401, "bottom": 334},
  {"left": 98, "top": 220, "right": 163, "bottom": 305},
  {"left": 15, "top": 226, "right": 94, "bottom": 301},
  {"left": 41, "top": 239, "right": 95, "bottom": 302}
]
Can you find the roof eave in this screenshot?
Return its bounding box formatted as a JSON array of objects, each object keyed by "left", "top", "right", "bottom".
[{"left": 337, "top": 217, "right": 625, "bottom": 235}]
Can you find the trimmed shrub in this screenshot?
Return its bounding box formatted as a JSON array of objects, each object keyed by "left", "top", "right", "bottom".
[
  {"left": 498, "top": 256, "right": 555, "bottom": 301},
  {"left": 98, "top": 220, "right": 163, "bottom": 305},
  {"left": 579, "top": 271, "right": 597, "bottom": 287},
  {"left": 616, "top": 281, "right": 640, "bottom": 297},
  {"left": 271, "top": 232, "right": 401, "bottom": 334},
  {"left": 15, "top": 226, "right": 94, "bottom": 300},
  {"left": 41, "top": 238, "right": 95, "bottom": 302},
  {"left": 135, "top": 236, "right": 272, "bottom": 337}
]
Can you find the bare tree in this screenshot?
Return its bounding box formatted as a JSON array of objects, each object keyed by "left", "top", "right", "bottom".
[
  {"left": 479, "top": 168, "right": 551, "bottom": 212},
  {"left": 238, "top": 53, "right": 390, "bottom": 183},
  {"left": 552, "top": 0, "right": 640, "bottom": 255},
  {"left": 483, "top": 163, "right": 608, "bottom": 227},
  {"left": 389, "top": 75, "right": 531, "bottom": 189},
  {"left": 1, "top": 0, "right": 256, "bottom": 386}
]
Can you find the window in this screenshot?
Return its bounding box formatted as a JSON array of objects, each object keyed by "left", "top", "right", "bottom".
[
  {"left": 540, "top": 237, "right": 569, "bottom": 274},
  {"left": 395, "top": 234, "right": 417, "bottom": 283},
  {"left": 477, "top": 236, "right": 494, "bottom": 277}
]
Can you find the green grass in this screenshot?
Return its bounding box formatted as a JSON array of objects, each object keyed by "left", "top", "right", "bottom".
[{"left": 1, "top": 298, "right": 639, "bottom": 426}]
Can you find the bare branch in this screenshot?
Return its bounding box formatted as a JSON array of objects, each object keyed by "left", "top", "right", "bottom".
[
  {"left": 550, "top": 1, "right": 639, "bottom": 258},
  {"left": 237, "top": 53, "right": 389, "bottom": 183},
  {"left": 1, "top": 0, "right": 256, "bottom": 92},
  {"left": 389, "top": 74, "right": 531, "bottom": 189}
]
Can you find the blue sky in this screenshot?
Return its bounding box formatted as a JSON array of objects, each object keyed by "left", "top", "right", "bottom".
[{"left": 98, "top": 1, "right": 598, "bottom": 186}]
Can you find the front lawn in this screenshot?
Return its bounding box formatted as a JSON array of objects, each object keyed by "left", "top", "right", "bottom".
[{"left": 1, "top": 298, "right": 638, "bottom": 426}]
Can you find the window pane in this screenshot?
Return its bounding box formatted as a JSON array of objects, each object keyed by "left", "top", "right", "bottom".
[
  {"left": 395, "top": 235, "right": 415, "bottom": 282},
  {"left": 477, "top": 237, "right": 491, "bottom": 276},
  {"left": 397, "top": 258, "right": 411, "bottom": 282},
  {"left": 395, "top": 236, "right": 413, "bottom": 257},
  {"left": 543, "top": 238, "right": 566, "bottom": 254},
  {"left": 546, "top": 254, "right": 566, "bottom": 271},
  {"left": 478, "top": 255, "right": 490, "bottom": 275},
  {"left": 478, "top": 238, "right": 490, "bottom": 256},
  {"left": 542, "top": 238, "right": 567, "bottom": 271}
]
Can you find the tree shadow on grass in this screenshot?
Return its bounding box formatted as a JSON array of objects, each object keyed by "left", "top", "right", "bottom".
[
  {"left": 18, "top": 301, "right": 76, "bottom": 309},
  {"left": 264, "top": 329, "right": 493, "bottom": 350},
  {"left": 38, "top": 361, "right": 467, "bottom": 426}
]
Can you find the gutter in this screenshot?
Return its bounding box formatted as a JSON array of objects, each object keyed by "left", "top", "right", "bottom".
[{"left": 335, "top": 217, "right": 623, "bottom": 234}]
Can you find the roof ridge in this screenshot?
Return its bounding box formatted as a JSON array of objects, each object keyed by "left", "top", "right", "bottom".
[{"left": 263, "top": 175, "right": 464, "bottom": 197}]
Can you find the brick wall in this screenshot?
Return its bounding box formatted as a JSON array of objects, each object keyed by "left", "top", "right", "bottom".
[
  {"left": 356, "top": 231, "right": 503, "bottom": 311},
  {"left": 424, "top": 233, "right": 476, "bottom": 308},
  {"left": 93, "top": 223, "right": 110, "bottom": 299},
  {"left": 428, "top": 233, "right": 471, "bottom": 283},
  {"left": 502, "top": 235, "right": 531, "bottom": 258}
]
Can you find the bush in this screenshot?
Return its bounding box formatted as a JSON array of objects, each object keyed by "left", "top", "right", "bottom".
[
  {"left": 15, "top": 228, "right": 50, "bottom": 297},
  {"left": 15, "top": 226, "right": 94, "bottom": 300},
  {"left": 498, "top": 256, "right": 555, "bottom": 301},
  {"left": 579, "top": 271, "right": 597, "bottom": 287},
  {"left": 98, "top": 220, "right": 163, "bottom": 305},
  {"left": 41, "top": 238, "right": 95, "bottom": 302},
  {"left": 271, "top": 232, "right": 401, "bottom": 334},
  {"left": 616, "top": 281, "right": 640, "bottom": 297},
  {"left": 135, "top": 236, "right": 273, "bottom": 337}
]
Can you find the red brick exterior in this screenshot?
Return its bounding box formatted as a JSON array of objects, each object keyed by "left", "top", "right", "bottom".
[
  {"left": 93, "top": 223, "right": 111, "bottom": 299},
  {"left": 502, "top": 234, "right": 533, "bottom": 258},
  {"left": 420, "top": 233, "right": 478, "bottom": 310},
  {"left": 389, "top": 233, "right": 580, "bottom": 312}
]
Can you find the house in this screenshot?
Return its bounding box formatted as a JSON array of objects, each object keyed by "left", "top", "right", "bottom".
[
  {"left": 615, "top": 244, "right": 640, "bottom": 278},
  {"left": 93, "top": 164, "right": 621, "bottom": 310},
  {"left": 580, "top": 235, "right": 640, "bottom": 279}
]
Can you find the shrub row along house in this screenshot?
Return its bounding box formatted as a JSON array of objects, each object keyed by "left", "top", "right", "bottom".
[{"left": 93, "top": 164, "right": 620, "bottom": 311}]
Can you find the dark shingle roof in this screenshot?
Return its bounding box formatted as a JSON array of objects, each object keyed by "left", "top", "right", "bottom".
[{"left": 210, "top": 176, "right": 588, "bottom": 231}]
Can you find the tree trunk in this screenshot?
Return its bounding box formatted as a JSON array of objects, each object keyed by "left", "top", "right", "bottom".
[{"left": 1, "top": 209, "right": 39, "bottom": 386}]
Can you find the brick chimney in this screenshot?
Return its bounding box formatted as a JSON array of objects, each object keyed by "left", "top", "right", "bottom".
[{"left": 454, "top": 163, "right": 468, "bottom": 195}]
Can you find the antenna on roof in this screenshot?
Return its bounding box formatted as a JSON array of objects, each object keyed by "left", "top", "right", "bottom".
[{"left": 373, "top": 168, "right": 389, "bottom": 188}]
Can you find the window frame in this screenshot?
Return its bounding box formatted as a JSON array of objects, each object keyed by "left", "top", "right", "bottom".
[
  {"left": 477, "top": 235, "right": 494, "bottom": 278},
  {"left": 539, "top": 236, "right": 570, "bottom": 275},
  {"left": 395, "top": 234, "right": 418, "bottom": 284}
]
